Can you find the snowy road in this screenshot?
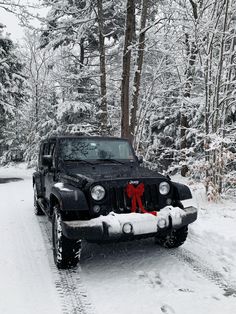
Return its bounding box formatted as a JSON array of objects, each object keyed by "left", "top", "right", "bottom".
[
  {"left": 0, "top": 169, "right": 62, "bottom": 314},
  {"left": 0, "top": 165, "right": 236, "bottom": 314}
]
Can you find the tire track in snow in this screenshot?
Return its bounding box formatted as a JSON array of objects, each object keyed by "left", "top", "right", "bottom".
[
  {"left": 170, "top": 247, "right": 236, "bottom": 297},
  {"left": 38, "top": 216, "right": 94, "bottom": 314}
]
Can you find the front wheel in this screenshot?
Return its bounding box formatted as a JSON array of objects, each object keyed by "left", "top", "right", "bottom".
[
  {"left": 155, "top": 226, "right": 188, "bottom": 248},
  {"left": 33, "top": 185, "right": 44, "bottom": 216},
  {"left": 52, "top": 205, "right": 81, "bottom": 269}
]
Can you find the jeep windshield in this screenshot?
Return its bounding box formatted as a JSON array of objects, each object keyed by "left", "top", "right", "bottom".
[{"left": 59, "top": 138, "right": 136, "bottom": 162}]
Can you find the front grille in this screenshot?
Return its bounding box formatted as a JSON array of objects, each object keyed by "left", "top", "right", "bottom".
[
  {"left": 108, "top": 183, "right": 162, "bottom": 213},
  {"left": 143, "top": 183, "right": 159, "bottom": 210},
  {"left": 109, "top": 186, "right": 130, "bottom": 213}
]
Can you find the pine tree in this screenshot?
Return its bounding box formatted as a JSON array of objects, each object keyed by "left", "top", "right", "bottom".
[
  {"left": 0, "top": 24, "right": 26, "bottom": 161},
  {"left": 40, "top": 0, "right": 125, "bottom": 135}
]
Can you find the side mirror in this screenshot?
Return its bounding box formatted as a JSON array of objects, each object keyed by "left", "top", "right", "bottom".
[
  {"left": 42, "top": 155, "right": 53, "bottom": 168},
  {"left": 137, "top": 155, "right": 143, "bottom": 164}
]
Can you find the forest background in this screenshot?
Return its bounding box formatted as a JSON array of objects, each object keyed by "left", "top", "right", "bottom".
[{"left": 0, "top": 0, "right": 236, "bottom": 198}]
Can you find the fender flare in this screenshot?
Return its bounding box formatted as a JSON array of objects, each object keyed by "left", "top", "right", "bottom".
[
  {"left": 50, "top": 183, "right": 89, "bottom": 213},
  {"left": 172, "top": 182, "right": 192, "bottom": 200}
]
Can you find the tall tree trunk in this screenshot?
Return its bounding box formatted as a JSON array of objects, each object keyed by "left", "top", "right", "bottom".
[
  {"left": 79, "top": 37, "right": 85, "bottom": 69},
  {"left": 35, "top": 83, "right": 39, "bottom": 124},
  {"left": 202, "top": 0, "right": 225, "bottom": 193},
  {"left": 204, "top": 42, "right": 213, "bottom": 192},
  {"left": 0, "top": 106, "right": 6, "bottom": 154},
  {"left": 213, "top": 0, "right": 229, "bottom": 134},
  {"left": 130, "top": 0, "right": 148, "bottom": 145},
  {"left": 181, "top": 36, "right": 198, "bottom": 151},
  {"left": 121, "top": 0, "right": 135, "bottom": 139},
  {"left": 180, "top": 0, "right": 199, "bottom": 172},
  {"left": 97, "top": 0, "right": 108, "bottom": 134},
  {"left": 216, "top": 0, "right": 230, "bottom": 193}
]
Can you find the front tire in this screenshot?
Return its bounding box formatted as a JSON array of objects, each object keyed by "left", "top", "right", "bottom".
[
  {"left": 52, "top": 205, "right": 81, "bottom": 269},
  {"left": 33, "top": 185, "right": 44, "bottom": 216},
  {"left": 155, "top": 226, "right": 188, "bottom": 248}
]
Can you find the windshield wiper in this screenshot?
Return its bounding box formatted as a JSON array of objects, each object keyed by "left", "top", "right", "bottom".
[
  {"left": 96, "top": 158, "right": 125, "bottom": 165},
  {"left": 63, "top": 159, "right": 94, "bottom": 165}
]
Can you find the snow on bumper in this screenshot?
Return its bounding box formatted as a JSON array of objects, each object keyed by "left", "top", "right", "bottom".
[{"left": 62, "top": 203, "right": 197, "bottom": 240}]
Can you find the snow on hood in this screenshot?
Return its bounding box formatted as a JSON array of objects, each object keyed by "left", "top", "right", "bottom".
[
  {"left": 54, "top": 182, "right": 73, "bottom": 192},
  {"left": 62, "top": 163, "right": 166, "bottom": 182}
]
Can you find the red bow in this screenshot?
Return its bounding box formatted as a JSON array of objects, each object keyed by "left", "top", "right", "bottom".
[{"left": 126, "top": 183, "right": 157, "bottom": 216}]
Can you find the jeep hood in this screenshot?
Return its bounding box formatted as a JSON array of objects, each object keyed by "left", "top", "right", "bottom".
[{"left": 62, "top": 163, "right": 165, "bottom": 182}]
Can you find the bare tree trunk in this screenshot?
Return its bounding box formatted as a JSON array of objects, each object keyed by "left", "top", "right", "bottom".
[
  {"left": 212, "top": 0, "right": 229, "bottom": 194},
  {"left": 218, "top": 5, "right": 233, "bottom": 194},
  {"left": 121, "top": 0, "right": 135, "bottom": 139},
  {"left": 130, "top": 0, "right": 149, "bottom": 144},
  {"left": 201, "top": 0, "right": 226, "bottom": 193},
  {"left": 97, "top": 0, "right": 108, "bottom": 134},
  {"left": 179, "top": 1, "right": 200, "bottom": 176},
  {"left": 180, "top": 38, "right": 197, "bottom": 155},
  {"left": 203, "top": 43, "right": 212, "bottom": 192},
  {"left": 35, "top": 82, "right": 39, "bottom": 124},
  {"left": 79, "top": 37, "right": 85, "bottom": 69},
  {"left": 213, "top": 0, "right": 229, "bottom": 134},
  {"left": 180, "top": 0, "right": 199, "bottom": 172},
  {"left": 0, "top": 106, "right": 6, "bottom": 150}
]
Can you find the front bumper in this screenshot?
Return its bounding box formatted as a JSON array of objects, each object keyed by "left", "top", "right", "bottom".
[{"left": 61, "top": 203, "right": 198, "bottom": 241}]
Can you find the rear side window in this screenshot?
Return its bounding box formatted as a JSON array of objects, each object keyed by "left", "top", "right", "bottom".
[
  {"left": 48, "top": 142, "right": 55, "bottom": 156},
  {"left": 42, "top": 143, "right": 49, "bottom": 155},
  {"left": 38, "top": 142, "right": 49, "bottom": 167},
  {"left": 38, "top": 141, "right": 56, "bottom": 167}
]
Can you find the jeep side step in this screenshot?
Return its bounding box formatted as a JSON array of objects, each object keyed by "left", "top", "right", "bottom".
[{"left": 37, "top": 198, "right": 49, "bottom": 215}]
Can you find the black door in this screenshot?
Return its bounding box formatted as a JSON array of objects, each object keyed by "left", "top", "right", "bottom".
[{"left": 44, "top": 140, "right": 56, "bottom": 203}]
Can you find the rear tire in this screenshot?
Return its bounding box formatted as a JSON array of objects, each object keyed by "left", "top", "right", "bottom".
[
  {"left": 33, "top": 185, "right": 44, "bottom": 216},
  {"left": 155, "top": 226, "right": 188, "bottom": 248},
  {"left": 52, "top": 205, "right": 81, "bottom": 269}
]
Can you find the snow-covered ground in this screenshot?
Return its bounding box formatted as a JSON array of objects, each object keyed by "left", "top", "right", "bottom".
[
  {"left": 0, "top": 164, "right": 236, "bottom": 314},
  {"left": 0, "top": 164, "right": 62, "bottom": 314}
]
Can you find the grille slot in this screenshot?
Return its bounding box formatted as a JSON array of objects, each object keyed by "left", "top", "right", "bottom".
[{"left": 108, "top": 183, "right": 160, "bottom": 213}]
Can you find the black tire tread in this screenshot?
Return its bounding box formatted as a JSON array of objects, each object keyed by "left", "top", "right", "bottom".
[
  {"left": 155, "top": 226, "right": 188, "bottom": 248},
  {"left": 34, "top": 185, "right": 44, "bottom": 216},
  {"left": 52, "top": 206, "right": 81, "bottom": 269}
]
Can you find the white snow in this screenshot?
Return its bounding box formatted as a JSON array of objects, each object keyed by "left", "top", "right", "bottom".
[
  {"left": 54, "top": 182, "right": 73, "bottom": 192},
  {"left": 67, "top": 205, "right": 193, "bottom": 236},
  {"left": 0, "top": 165, "right": 236, "bottom": 314},
  {"left": 0, "top": 164, "right": 62, "bottom": 314}
]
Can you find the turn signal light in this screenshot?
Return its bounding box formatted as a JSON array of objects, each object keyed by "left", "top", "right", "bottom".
[{"left": 122, "top": 223, "right": 133, "bottom": 234}]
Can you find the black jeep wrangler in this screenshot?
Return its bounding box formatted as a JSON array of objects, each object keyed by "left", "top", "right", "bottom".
[{"left": 33, "top": 136, "right": 197, "bottom": 269}]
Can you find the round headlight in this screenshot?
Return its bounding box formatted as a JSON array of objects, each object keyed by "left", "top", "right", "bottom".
[
  {"left": 91, "top": 185, "right": 105, "bottom": 201},
  {"left": 159, "top": 182, "right": 170, "bottom": 195}
]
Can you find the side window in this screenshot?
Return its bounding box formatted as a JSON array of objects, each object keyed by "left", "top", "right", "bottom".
[
  {"left": 49, "top": 142, "right": 56, "bottom": 167},
  {"left": 42, "top": 143, "right": 49, "bottom": 155},
  {"left": 39, "top": 142, "right": 49, "bottom": 167},
  {"left": 48, "top": 143, "right": 55, "bottom": 156}
]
